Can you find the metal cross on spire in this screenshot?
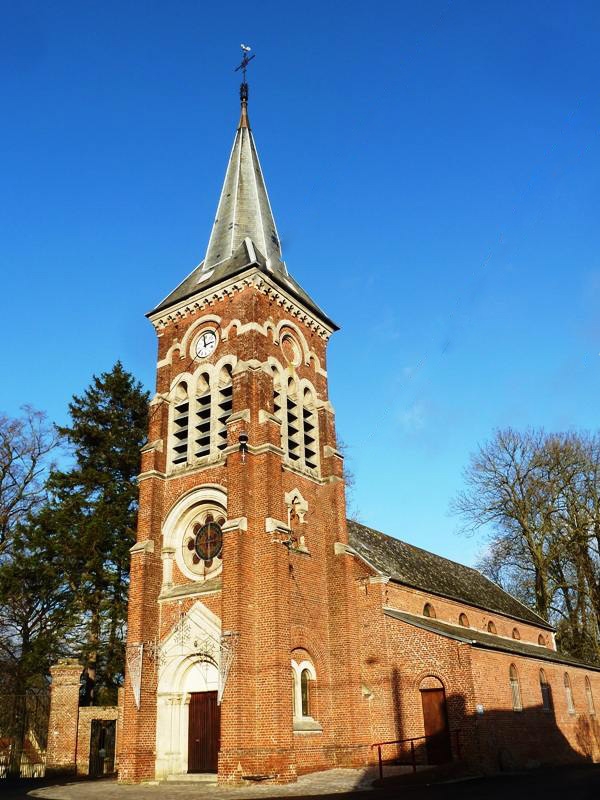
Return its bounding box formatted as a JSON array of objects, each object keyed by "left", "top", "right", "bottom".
[{"left": 235, "top": 44, "right": 255, "bottom": 102}]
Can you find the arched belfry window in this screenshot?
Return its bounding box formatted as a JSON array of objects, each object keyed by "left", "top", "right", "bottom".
[
  {"left": 423, "top": 603, "right": 436, "bottom": 619},
  {"left": 169, "top": 359, "right": 235, "bottom": 470},
  {"left": 459, "top": 613, "right": 469, "bottom": 627},
  {"left": 512, "top": 628, "right": 521, "bottom": 640},
  {"left": 172, "top": 382, "right": 190, "bottom": 465},
  {"left": 272, "top": 368, "right": 321, "bottom": 475},
  {"left": 509, "top": 664, "right": 522, "bottom": 711},
  {"left": 487, "top": 621, "right": 497, "bottom": 634}
]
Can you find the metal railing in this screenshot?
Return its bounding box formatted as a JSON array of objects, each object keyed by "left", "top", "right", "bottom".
[
  {"left": 0, "top": 691, "right": 49, "bottom": 779},
  {"left": 371, "top": 729, "right": 462, "bottom": 780}
]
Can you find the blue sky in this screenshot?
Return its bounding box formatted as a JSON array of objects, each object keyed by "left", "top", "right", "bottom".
[{"left": 2, "top": 1, "right": 599, "bottom": 566}]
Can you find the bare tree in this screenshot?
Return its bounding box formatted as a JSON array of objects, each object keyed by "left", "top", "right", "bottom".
[
  {"left": 451, "top": 428, "right": 556, "bottom": 620},
  {"left": 337, "top": 438, "right": 360, "bottom": 521},
  {"left": 452, "top": 428, "right": 600, "bottom": 664},
  {"left": 0, "top": 408, "right": 58, "bottom": 557}
]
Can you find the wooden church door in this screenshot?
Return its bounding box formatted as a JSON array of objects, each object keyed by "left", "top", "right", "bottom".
[
  {"left": 188, "top": 691, "right": 220, "bottom": 773},
  {"left": 420, "top": 688, "right": 452, "bottom": 765}
]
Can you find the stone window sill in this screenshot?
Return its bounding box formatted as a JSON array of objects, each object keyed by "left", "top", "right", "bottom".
[{"left": 293, "top": 717, "right": 323, "bottom": 735}]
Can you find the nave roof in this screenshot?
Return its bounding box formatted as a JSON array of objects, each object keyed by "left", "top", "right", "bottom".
[{"left": 347, "top": 519, "right": 553, "bottom": 631}]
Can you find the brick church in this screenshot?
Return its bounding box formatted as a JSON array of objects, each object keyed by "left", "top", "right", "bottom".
[{"left": 47, "top": 78, "right": 600, "bottom": 783}]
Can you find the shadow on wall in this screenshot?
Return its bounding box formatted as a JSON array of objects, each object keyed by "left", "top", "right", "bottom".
[{"left": 381, "top": 681, "right": 600, "bottom": 774}]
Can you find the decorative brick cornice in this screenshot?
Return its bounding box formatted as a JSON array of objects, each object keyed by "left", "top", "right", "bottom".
[{"left": 148, "top": 269, "right": 334, "bottom": 340}]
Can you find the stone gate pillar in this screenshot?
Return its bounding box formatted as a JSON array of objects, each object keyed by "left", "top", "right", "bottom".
[{"left": 46, "top": 659, "right": 82, "bottom": 775}]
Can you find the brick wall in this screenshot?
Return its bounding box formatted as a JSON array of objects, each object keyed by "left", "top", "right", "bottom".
[
  {"left": 470, "top": 648, "right": 600, "bottom": 769},
  {"left": 47, "top": 660, "right": 121, "bottom": 777},
  {"left": 386, "top": 583, "right": 554, "bottom": 648},
  {"left": 76, "top": 707, "right": 119, "bottom": 775},
  {"left": 352, "top": 562, "right": 600, "bottom": 773}
]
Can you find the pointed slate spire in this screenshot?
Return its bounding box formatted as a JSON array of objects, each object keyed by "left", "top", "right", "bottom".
[
  {"left": 150, "top": 79, "right": 336, "bottom": 330},
  {"left": 202, "top": 82, "right": 286, "bottom": 275}
]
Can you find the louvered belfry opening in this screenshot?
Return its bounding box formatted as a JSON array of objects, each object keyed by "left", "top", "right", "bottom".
[
  {"left": 273, "top": 369, "right": 283, "bottom": 425},
  {"left": 195, "top": 374, "right": 212, "bottom": 458},
  {"left": 303, "top": 389, "right": 318, "bottom": 470},
  {"left": 172, "top": 382, "right": 190, "bottom": 465},
  {"left": 216, "top": 365, "right": 233, "bottom": 451},
  {"left": 286, "top": 379, "right": 301, "bottom": 463}
]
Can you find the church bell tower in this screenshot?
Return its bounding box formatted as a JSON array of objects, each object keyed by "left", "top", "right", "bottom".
[{"left": 119, "top": 69, "right": 368, "bottom": 784}]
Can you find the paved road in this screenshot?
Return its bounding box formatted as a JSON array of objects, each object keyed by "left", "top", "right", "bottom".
[{"left": 2, "top": 764, "right": 600, "bottom": 800}]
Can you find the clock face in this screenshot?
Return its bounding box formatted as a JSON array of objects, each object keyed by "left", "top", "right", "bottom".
[{"left": 195, "top": 330, "right": 218, "bottom": 359}]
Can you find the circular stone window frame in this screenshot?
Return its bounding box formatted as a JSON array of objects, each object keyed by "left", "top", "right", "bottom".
[
  {"left": 163, "top": 487, "right": 227, "bottom": 583},
  {"left": 280, "top": 332, "right": 302, "bottom": 367}
]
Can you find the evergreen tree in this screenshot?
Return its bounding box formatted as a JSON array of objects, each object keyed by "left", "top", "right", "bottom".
[{"left": 45, "top": 362, "right": 149, "bottom": 703}]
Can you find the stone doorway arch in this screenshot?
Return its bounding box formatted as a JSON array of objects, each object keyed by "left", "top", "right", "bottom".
[{"left": 155, "top": 603, "right": 221, "bottom": 779}]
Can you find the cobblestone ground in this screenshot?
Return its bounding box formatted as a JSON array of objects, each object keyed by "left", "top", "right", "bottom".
[
  {"left": 3, "top": 764, "right": 600, "bottom": 800},
  {"left": 22, "top": 767, "right": 395, "bottom": 800}
]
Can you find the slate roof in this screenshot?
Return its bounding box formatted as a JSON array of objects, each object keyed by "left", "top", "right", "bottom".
[
  {"left": 384, "top": 607, "right": 600, "bottom": 672},
  {"left": 150, "top": 96, "right": 335, "bottom": 328},
  {"left": 347, "top": 520, "right": 553, "bottom": 630}
]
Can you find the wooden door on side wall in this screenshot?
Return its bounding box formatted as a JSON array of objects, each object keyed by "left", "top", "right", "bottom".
[
  {"left": 420, "top": 688, "right": 452, "bottom": 765},
  {"left": 188, "top": 691, "right": 220, "bottom": 773}
]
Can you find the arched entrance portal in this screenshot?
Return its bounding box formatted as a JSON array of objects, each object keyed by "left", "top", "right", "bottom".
[
  {"left": 419, "top": 677, "right": 451, "bottom": 765},
  {"left": 155, "top": 603, "right": 221, "bottom": 779}
]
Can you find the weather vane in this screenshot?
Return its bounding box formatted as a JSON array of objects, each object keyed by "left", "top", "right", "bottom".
[
  {"left": 235, "top": 44, "right": 255, "bottom": 81},
  {"left": 235, "top": 44, "right": 255, "bottom": 102}
]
